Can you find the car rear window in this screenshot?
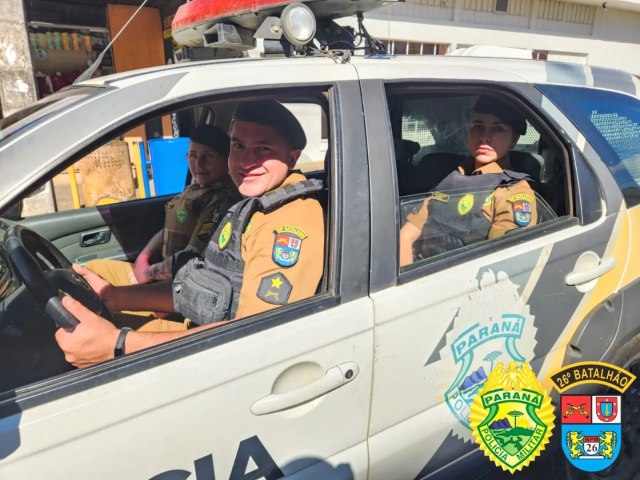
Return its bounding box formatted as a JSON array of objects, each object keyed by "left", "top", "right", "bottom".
[{"left": 539, "top": 85, "right": 640, "bottom": 206}]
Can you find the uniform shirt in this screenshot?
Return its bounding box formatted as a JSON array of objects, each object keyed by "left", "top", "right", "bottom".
[
  {"left": 406, "top": 156, "right": 538, "bottom": 239},
  {"left": 163, "top": 174, "right": 240, "bottom": 258},
  {"left": 235, "top": 172, "right": 325, "bottom": 319}
]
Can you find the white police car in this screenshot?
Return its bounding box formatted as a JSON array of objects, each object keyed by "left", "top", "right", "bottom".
[{"left": 0, "top": 53, "right": 640, "bottom": 480}]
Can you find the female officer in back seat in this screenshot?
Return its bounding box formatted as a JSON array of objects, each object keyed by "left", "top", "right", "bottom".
[{"left": 399, "top": 95, "right": 538, "bottom": 266}]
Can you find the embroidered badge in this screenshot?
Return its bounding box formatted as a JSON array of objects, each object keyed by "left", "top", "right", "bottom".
[
  {"left": 431, "top": 191, "right": 450, "bottom": 203},
  {"left": 470, "top": 362, "right": 555, "bottom": 474},
  {"left": 507, "top": 193, "right": 534, "bottom": 204},
  {"left": 218, "top": 221, "right": 232, "bottom": 250},
  {"left": 512, "top": 201, "right": 532, "bottom": 227},
  {"left": 458, "top": 193, "right": 474, "bottom": 216},
  {"left": 197, "top": 222, "right": 214, "bottom": 241},
  {"left": 548, "top": 361, "right": 636, "bottom": 473},
  {"left": 272, "top": 225, "right": 308, "bottom": 267},
  {"left": 257, "top": 273, "right": 292, "bottom": 305},
  {"left": 177, "top": 207, "right": 187, "bottom": 224},
  {"left": 560, "top": 395, "right": 621, "bottom": 472}
]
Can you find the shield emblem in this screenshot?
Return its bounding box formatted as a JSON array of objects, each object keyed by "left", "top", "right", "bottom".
[
  {"left": 595, "top": 396, "right": 619, "bottom": 423},
  {"left": 561, "top": 394, "right": 622, "bottom": 472}
]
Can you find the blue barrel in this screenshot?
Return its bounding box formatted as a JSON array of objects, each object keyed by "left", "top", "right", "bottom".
[{"left": 147, "top": 137, "right": 190, "bottom": 196}]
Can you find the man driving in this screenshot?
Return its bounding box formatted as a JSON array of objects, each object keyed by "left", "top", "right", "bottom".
[{"left": 55, "top": 100, "right": 325, "bottom": 368}]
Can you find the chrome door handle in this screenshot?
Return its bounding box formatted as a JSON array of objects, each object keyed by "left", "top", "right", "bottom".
[
  {"left": 251, "top": 361, "right": 359, "bottom": 416},
  {"left": 80, "top": 228, "right": 111, "bottom": 247}
]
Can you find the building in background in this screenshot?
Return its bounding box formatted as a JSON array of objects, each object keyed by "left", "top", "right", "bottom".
[
  {"left": 339, "top": 0, "right": 640, "bottom": 74},
  {"left": 1, "top": 0, "right": 640, "bottom": 120}
]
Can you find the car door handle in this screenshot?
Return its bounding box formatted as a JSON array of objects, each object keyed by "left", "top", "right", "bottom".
[
  {"left": 80, "top": 229, "right": 111, "bottom": 247},
  {"left": 251, "top": 361, "right": 359, "bottom": 416},
  {"left": 565, "top": 256, "right": 616, "bottom": 286}
]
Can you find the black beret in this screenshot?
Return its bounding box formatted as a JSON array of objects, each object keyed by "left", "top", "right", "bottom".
[
  {"left": 232, "top": 100, "right": 307, "bottom": 150},
  {"left": 189, "top": 125, "right": 230, "bottom": 157},
  {"left": 473, "top": 96, "right": 527, "bottom": 135}
]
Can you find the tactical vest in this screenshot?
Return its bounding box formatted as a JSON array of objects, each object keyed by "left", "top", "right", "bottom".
[
  {"left": 416, "top": 168, "right": 529, "bottom": 259},
  {"left": 163, "top": 183, "right": 220, "bottom": 258},
  {"left": 173, "top": 179, "right": 324, "bottom": 325}
]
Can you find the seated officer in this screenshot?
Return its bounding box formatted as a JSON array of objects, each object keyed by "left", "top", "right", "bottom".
[
  {"left": 55, "top": 100, "right": 325, "bottom": 368},
  {"left": 86, "top": 125, "right": 240, "bottom": 285},
  {"left": 399, "top": 96, "right": 538, "bottom": 266}
]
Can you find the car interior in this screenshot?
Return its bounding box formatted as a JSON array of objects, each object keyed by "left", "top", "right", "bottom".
[
  {"left": 388, "top": 89, "right": 569, "bottom": 267},
  {"left": 0, "top": 91, "right": 331, "bottom": 394}
]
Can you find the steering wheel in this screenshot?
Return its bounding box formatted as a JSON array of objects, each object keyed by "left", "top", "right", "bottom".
[{"left": 4, "top": 225, "right": 112, "bottom": 330}]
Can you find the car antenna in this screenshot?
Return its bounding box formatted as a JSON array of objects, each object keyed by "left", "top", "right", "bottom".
[{"left": 74, "top": 0, "right": 150, "bottom": 83}]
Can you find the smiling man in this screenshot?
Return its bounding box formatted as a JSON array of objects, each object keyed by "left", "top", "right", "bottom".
[
  {"left": 399, "top": 95, "right": 538, "bottom": 266},
  {"left": 55, "top": 100, "right": 325, "bottom": 368}
]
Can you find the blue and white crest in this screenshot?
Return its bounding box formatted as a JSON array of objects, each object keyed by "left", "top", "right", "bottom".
[
  {"left": 272, "top": 225, "right": 307, "bottom": 268},
  {"left": 561, "top": 394, "right": 622, "bottom": 472}
]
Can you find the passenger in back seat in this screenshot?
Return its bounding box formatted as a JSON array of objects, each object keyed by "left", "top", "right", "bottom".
[{"left": 399, "top": 96, "right": 538, "bottom": 266}]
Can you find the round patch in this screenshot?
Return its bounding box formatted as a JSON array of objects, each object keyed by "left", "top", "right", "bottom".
[
  {"left": 458, "top": 193, "right": 474, "bottom": 216},
  {"left": 218, "top": 221, "right": 232, "bottom": 250}
]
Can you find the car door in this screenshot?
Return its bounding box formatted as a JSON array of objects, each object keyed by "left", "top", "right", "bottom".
[
  {"left": 357, "top": 71, "right": 630, "bottom": 479},
  {"left": 0, "top": 60, "right": 374, "bottom": 479}
]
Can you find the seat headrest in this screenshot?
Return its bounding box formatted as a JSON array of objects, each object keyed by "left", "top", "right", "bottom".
[
  {"left": 394, "top": 138, "right": 420, "bottom": 162},
  {"left": 509, "top": 151, "right": 545, "bottom": 182}
]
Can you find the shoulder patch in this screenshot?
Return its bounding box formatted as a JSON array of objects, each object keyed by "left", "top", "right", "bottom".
[
  {"left": 512, "top": 201, "right": 532, "bottom": 227},
  {"left": 257, "top": 273, "right": 292, "bottom": 305},
  {"left": 197, "top": 222, "right": 214, "bottom": 240},
  {"left": 272, "top": 226, "right": 307, "bottom": 267},
  {"left": 507, "top": 193, "right": 534, "bottom": 204}
]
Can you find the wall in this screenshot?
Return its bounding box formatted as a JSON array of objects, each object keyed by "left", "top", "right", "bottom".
[
  {"left": 0, "top": 0, "right": 37, "bottom": 117},
  {"left": 343, "top": 0, "right": 640, "bottom": 75}
]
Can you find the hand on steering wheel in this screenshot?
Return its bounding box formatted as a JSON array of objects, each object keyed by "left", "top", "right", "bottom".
[{"left": 4, "top": 225, "right": 112, "bottom": 330}]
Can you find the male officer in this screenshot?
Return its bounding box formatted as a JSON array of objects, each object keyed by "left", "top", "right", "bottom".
[
  {"left": 86, "top": 125, "right": 240, "bottom": 285},
  {"left": 55, "top": 100, "right": 325, "bottom": 368}
]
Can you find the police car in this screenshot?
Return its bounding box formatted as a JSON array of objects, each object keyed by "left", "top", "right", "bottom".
[{"left": 1, "top": 50, "right": 640, "bottom": 480}]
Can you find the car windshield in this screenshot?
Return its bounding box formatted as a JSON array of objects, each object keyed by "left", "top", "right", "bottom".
[{"left": 0, "top": 86, "right": 101, "bottom": 144}]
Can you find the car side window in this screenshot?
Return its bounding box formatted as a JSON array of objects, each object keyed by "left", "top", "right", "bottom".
[
  {"left": 538, "top": 85, "right": 640, "bottom": 207},
  {"left": 389, "top": 90, "right": 566, "bottom": 270},
  {"left": 20, "top": 102, "right": 328, "bottom": 217},
  {"left": 0, "top": 90, "right": 332, "bottom": 393}
]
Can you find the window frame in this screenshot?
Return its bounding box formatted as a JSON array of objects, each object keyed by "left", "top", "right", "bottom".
[
  {"left": 0, "top": 80, "right": 369, "bottom": 408},
  {"left": 376, "top": 82, "right": 576, "bottom": 284}
]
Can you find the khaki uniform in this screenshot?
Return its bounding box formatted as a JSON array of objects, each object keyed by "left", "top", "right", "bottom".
[
  {"left": 162, "top": 175, "right": 240, "bottom": 257},
  {"left": 235, "top": 172, "right": 324, "bottom": 319},
  {"left": 407, "top": 157, "right": 538, "bottom": 239},
  {"left": 86, "top": 175, "right": 239, "bottom": 286},
  {"left": 136, "top": 172, "right": 324, "bottom": 332}
]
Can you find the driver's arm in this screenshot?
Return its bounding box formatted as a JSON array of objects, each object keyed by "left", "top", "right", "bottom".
[
  {"left": 55, "top": 296, "right": 227, "bottom": 368},
  {"left": 73, "top": 264, "right": 175, "bottom": 313}
]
